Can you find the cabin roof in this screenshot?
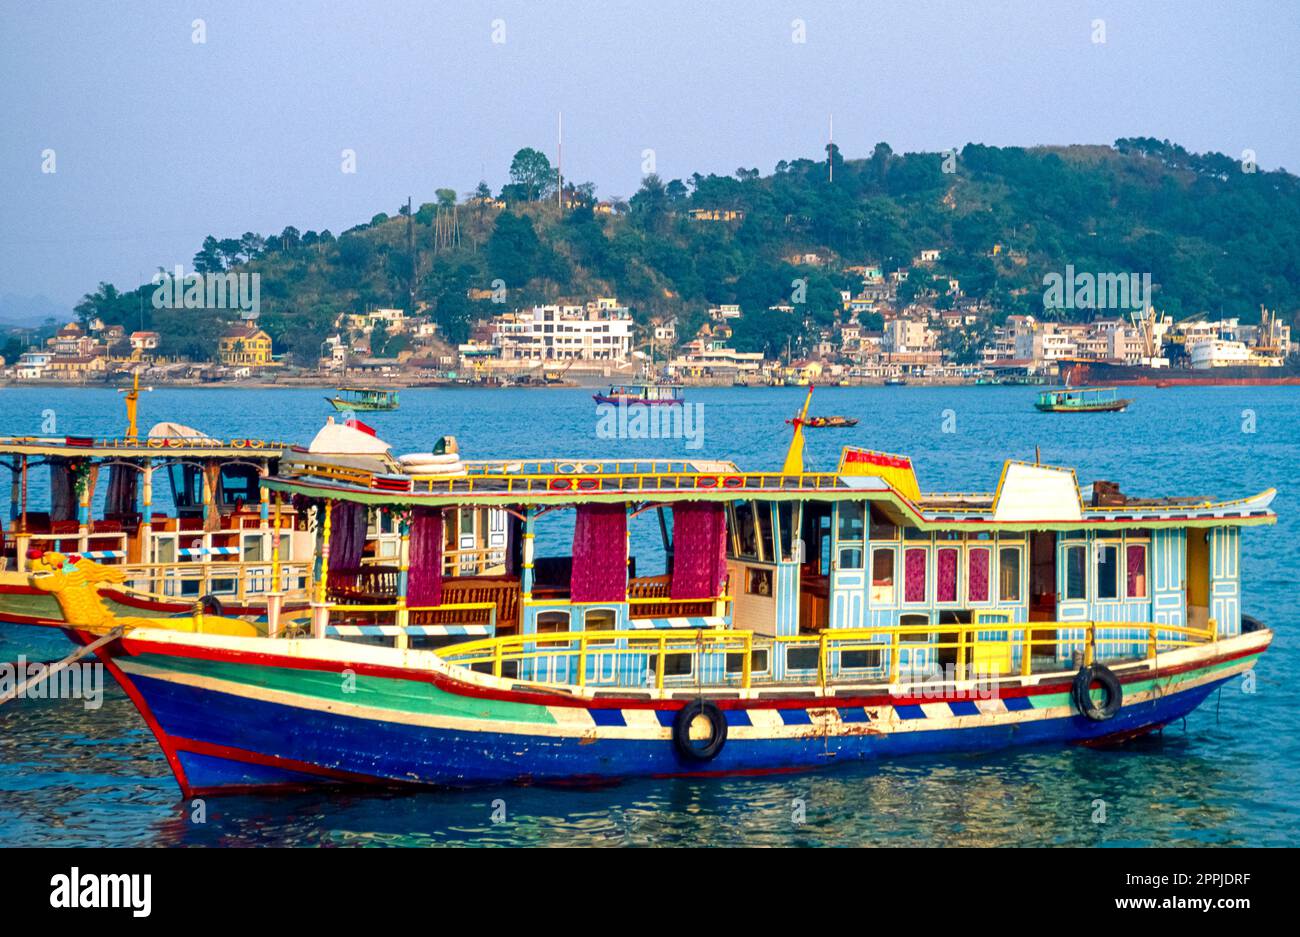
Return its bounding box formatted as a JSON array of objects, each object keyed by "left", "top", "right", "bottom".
[
  {"left": 263, "top": 452, "right": 1276, "bottom": 533},
  {"left": 0, "top": 435, "right": 289, "bottom": 460}
]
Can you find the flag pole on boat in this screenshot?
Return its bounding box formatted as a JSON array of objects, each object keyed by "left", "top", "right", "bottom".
[{"left": 782, "top": 385, "right": 815, "bottom": 475}]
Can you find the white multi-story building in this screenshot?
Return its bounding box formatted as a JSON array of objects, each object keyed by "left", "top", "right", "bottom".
[
  {"left": 491, "top": 301, "right": 634, "bottom": 362},
  {"left": 14, "top": 352, "right": 52, "bottom": 380}
]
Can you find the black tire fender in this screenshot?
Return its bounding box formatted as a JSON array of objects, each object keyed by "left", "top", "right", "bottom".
[
  {"left": 1072, "top": 663, "right": 1122, "bottom": 721},
  {"left": 672, "top": 700, "right": 728, "bottom": 761},
  {"left": 197, "top": 593, "right": 224, "bottom": 617}
]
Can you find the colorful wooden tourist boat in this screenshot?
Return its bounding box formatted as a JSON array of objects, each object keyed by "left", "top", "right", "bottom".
[
  {"left": 1034, "top": 385, "right": 1134, "bottom": 413},
  {"left": 27, "top": 410, "right": 1276, "bottom": 794},
  {"left": 592, "top": 383, "right": 684, "bottom": 406},
  {"left": 326, "top": 387, "right": 400, "bottom": 412}
]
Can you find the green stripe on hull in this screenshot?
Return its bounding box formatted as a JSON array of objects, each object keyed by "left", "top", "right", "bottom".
[
  {"left": 1026, "top": 653, "right": 1258, "bottom": 709},
  {"left": 128, "top": 652, "right": 559, "bottom": 725}
]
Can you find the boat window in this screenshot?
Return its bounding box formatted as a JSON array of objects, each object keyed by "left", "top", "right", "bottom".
[
  {"left": 899, "top": 612, "right": 931, "bottom": 642},
  {"left": 732, "top": 501, "right": 759, "bottom": 560},
  {"left": 583, "top": 609, "right": 617, "bottom": 646},
  {"left": 756, "top": 503, "right": 776, "bottom": 563},
  {"left": 726, "top": 648, "right": 769, "bottom": 675},
  {"left": 1064, "top": 545, "right": 1087, "bottom": 600},
  {"left": 840, "top": 648, "right": 884, "bottom": 669},
  {"left": 968, "top": 547, "right": 991, "bottom": 602},
  {"left": 777, "top": 502, "right": 800, "bottom": 561},
  {"left": 219, "top": 464, "right": 259, "bottom": 508},
  {"left": 868, "top": 504, "right": 897, "bottom": 540},
  {"left": 167, "top": 463, "right": 203, "bottom": 513},
  {"left": 786, "top": 646, "right": 819, "bottom": 670},
  {"left": 242, "top": 535, "right": 265, "bottom": 563},
  {"left": 1096, "top": 544, "right": 1120, "bottom": 600},
  {"left": 837, "top": 502, "right": 865, "bottom": 542},
  {"left": 746, "top": 568, "right": 773, "bottom": 596},
  {"left": 871, "top": 548, "right": 895, "bottom": 604},
  {"left": 154, "top": 536, "right": 176, "bottom": 564},
  {"left": 998, "top": 547, "right": 1022, "bottom": 602},
  {"left": 903, "top": 527, "right": 930, "bottom": 541},
  {"left": 536, "top": 610, "right": 570, "bottom": 634},
  {"left": 1125, "top": 544, "right": 1147, "bottom": 599}
]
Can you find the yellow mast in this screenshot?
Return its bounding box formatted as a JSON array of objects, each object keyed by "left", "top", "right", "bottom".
[
  {"left": 781, "top": 385, "right": 814, "bottom": 475},
  {"left": 120, "top": 370, "right": 152, "bottom": 440}
]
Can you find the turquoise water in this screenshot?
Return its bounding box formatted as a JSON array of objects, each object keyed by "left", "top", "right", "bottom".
[{"left": 0, "top": 385, "right": 1295, "bottom": 846}]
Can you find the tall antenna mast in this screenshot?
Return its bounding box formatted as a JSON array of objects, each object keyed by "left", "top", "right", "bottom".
[
  {"left": 828, "top": 113, "right": 834, "bottom": 182},
  {"left": 557, "top": 111, "right": 563, "bottom": 210}
]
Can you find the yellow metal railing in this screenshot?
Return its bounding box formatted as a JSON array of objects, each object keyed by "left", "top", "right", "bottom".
[
  {"left": 439, "top": 628, "right": 751, "bottom": 690},
  {"left": 435, "top": 619, "right": 1218, "bottom": 692}
]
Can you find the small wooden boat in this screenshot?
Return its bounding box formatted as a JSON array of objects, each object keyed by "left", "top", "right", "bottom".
[
  {"left": 786, "top": 415, "right": 859, "bottom": 428},
  {"left": 326, "top": 387, "right": 400, "bottom": 412},
  {"left": 884, "top": 377, "right": 907, "bottom": 386},
  {"left": 1034, "top": 386, "right": 1134, "bottom": 413},
  {"left": 592, "top": 383, "right": 684, "bottom": 406}
]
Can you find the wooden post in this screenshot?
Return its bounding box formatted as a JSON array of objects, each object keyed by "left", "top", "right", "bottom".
[
  {"left": 394, "top": 515, "right": 410, "bottom": 651},
  {"left": 270, "top": 491, "right": 282, "bottom": 592},
  {"left": 311, "top": 499, "right": 333, "bottom": 640},
  {"left": 139, "top": 460, "right": 153, "bottom": 569},
  {"left": 521, "top": 506, "right": 535, "bottom": 601},
  {"left": 16, "top": 455, "right": 28, "bottom": 573}
]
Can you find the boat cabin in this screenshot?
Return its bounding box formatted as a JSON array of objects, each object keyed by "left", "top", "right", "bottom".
[
  {"left": 265, "top": 433, "right": 1274, "bottom": 693},
  {"left": 0, "top": 426, "right": 314, "bottom": 603}
]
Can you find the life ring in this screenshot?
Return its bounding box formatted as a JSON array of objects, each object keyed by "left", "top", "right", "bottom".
[
  {"left": 722, "top": 475, "right": 745, "bottom": 489},
  {"left": 147, "top": 438, "right": 165, "bottom": 449},
  {"left": 672, "top": 700, "right": 728, "bottom": 761},
  {"left": 696, "top": 476, "right": 719, "bottom": 489},
  {"left": 1072, "top": 663, "right": 1122, "bottom": 721},
  {"left": 196, "top": 593, "right": 225, "bottom": 617},
  {"left": 231, "top": 439, "right": 247, "bottom": 449},
  {"left": 549, "top": 478, "right": 576, "bottom": 491}
]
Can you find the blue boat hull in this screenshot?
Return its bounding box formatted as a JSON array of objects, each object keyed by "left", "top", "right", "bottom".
[{"left": 127, "top": 664, "right": 1229, "bottom": 795}]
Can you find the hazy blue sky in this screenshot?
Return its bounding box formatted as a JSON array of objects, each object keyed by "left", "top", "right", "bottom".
[{"left": 2, "top": 0, "right": 1297, "bottom": 312}]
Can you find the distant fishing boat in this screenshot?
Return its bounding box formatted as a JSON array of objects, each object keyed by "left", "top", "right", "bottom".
[
  {"left": 326, "top": 387, "right": 400, "bottom": 412},
  {"left": 884, "top": 377, "right": 907, "bottom": 386},
  {"left": 1034, "top": 385, "right": 1134, "bottom": 413},
  {"left": 592, "top": 382, "right": 684, "bottom": 406},
  {"left": 786, "top": 415, "right": 858, "bottom": 428}
]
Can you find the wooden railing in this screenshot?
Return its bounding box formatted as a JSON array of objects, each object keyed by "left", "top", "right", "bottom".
[
  {"left": 626, "top": 574, "right": 724, "bottom": 618},
  {"left": 328, "top": 566, "right": 400, "bottom": 604},
  {"left": 415, "top": 578, "right": 521, "bottom": 630}
]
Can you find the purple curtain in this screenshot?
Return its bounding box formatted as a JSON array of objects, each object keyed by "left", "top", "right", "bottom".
[
  {"left": 936, "top": 547, "right": 958, "bottom": 603},
  {"left": 408, "top": 507, "right": 444, "bottom": 606},
  {"left": 1126, "top": 544, "right": 1146, "bottom": 598},
  {"left": 570, "top": 503, "right": 627, "bottom": 602},
  {"left": 904, "top": 548, "right": 927, "bottom": 603},
  {"left": 670, "top": 503, "right": 729, "bottom": 600},
  {"left": 327, "top": 501, "right": 367, "bottom": 572},
  {"left": 968, "top": 548, "right": 990, "bottom": 602}
]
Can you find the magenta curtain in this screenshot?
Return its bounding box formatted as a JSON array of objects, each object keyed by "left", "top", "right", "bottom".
[
  {"left": 328, "top": 501, "right": 367, "bottom": 572},
  {"left": 670, "top": 503, "right": 729, "bottom": 600},
  {"left": 570, "top": 503, "right": 628, "bottom": 602},
  {"left": 1126, "top": 544, "right": 1146, "bottom": 598},
  {"left": 408, "top": 507, "right": 444, "bottom": 606},
  {"left": 904, "top": 548, "right": 927, "bottom": 603},
  {"left": 968, "top": 548, "right": 990, "bottom": 602},
  {"left": 936, "top": 547, "right": 958, "bottom": 603}
]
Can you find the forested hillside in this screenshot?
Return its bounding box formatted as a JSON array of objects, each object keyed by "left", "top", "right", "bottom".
[{"left": 58, "top": 139, "right": 1300, "bottom": 366}]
